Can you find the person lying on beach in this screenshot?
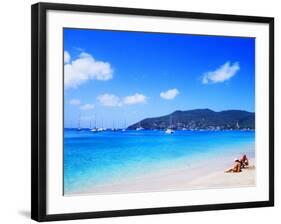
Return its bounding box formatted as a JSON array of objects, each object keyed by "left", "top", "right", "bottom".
[
  {"left": 240, "top": 154, "right": 249, "bottom": 168},
  {"left": 225, "top": 159, "right": 241, "bottom": 173}
]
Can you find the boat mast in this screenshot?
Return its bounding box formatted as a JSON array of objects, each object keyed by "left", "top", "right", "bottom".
[
  {"left": 78, "top": 114, "right": 81, "bottom": 130},
  {"left": 169, "top": 115, "right": 172, "bottom": 129}
]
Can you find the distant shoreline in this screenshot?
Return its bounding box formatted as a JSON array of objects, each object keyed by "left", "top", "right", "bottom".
[
  {"left": 65, "top": 109, "right": 255, "bottom": 131},
  {"left": 128, "top": 109, "right": 255, "bottom": 130},
  {"left": 64, "top": 128, "right": 255, "bottom": 131}
]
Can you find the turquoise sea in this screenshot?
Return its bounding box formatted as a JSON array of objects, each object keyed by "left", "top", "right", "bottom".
[{"left": 64, "top": 129, "right": 255, "bottom": 194}]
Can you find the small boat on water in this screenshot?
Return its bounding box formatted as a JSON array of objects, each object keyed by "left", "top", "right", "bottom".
[
  {"left": 122, "top": 120, "right": 127, "bottom": 132},
  {"left": 165, "top": 128, "right": 174, "bottom": 134},
  {"left": 165, "top": 115, "right": 175, "bottom": 134},
  {"left": 77, "top": 115, "right": 82, "bottom": 132},
  {"left": 90, "top": 116, "right": 105, "bottom": 132},
  {"left": 90, "top": 127, "right": 105, "bottom": 132},
  {"left": 89, "top": 119, "right": 98, "bottom": 132},
  {"left": 136, "top": 121, "right": 144, "bottom": 131}
]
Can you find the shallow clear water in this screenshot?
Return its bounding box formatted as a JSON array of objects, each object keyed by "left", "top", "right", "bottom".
[{"left": 64, "top": 129, "right": 255, "bottom": 194}]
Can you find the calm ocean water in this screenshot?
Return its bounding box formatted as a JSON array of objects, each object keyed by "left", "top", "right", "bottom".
[{"left": 64, "top": 129, "right": 255, "bottom": 194}]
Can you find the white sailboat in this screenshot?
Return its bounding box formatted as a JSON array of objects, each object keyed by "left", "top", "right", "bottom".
[
  {"left": 236, "top": 121, "right": 240, "bottom": 129},
  {"left": 97, "top": 119, "right": 105, "bottom": 132},
  {"left": 111, "top": 121, "right": 117, "bottom": 131},
  {"left": 165, "top": 115, "right": 175, "bottom": 134},
  {"left": 77, "top": 115, "right": 82, "bottom": 131},
  {"left": 122, "top": 120, "right": 127, "bottom": 132},
  {"left": 136, "top": 121, "right": 144, "bottom": 131},
  {"left": 90, "top": 118, "right": 98, "bottom": 132}
]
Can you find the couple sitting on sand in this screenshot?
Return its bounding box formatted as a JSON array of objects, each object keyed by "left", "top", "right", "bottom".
[{"left": 225, "top": 155, "right": 249, "bottom": 173}]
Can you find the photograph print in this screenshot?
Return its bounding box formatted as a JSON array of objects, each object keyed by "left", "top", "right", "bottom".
[{"left": 63, "top": 28, "right": 255, "bottom": 195}]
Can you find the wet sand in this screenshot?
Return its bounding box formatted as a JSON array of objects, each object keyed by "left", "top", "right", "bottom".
[{"left": 72, "top": 156, "right": 255, "bottom": 195}]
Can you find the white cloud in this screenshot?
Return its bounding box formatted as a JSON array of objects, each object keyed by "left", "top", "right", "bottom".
[
  {"left": 64, "top": 52, "right": 113, "bottom": 88},
  {"left": 97, "top": 94, "right": 121, "bottom": 107},
  {"left": 123, "top": 93, "right": 146, "bottom": 105},
  {"left": 64, "top": 51, "right": 71, "bottom": 64},
  {"left": 97, "top": 93, "right": 146, "bottom": 107},
  {"left": 69, "top": 99, "right": 80, "bottom": 105},
  {"left": 202, "top": 61, "right": 240, "bottom": 84},
  {"left": 160, "top": 88, "right": 179, "bottom": 100},
  {"left": 80, "top": 104, "right": 95, "bottom": 110},
  {"left": 69, "top": 98, "right": 94, "bottom": 110}
]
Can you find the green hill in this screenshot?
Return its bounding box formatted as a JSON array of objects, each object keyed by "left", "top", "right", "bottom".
[{"left": 127, "top": 109, "right": 255, "bottom": 130}]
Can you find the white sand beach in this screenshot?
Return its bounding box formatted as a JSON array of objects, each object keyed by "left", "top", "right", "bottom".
[{"left": 72, "top": 155, "right": 255, "bottom": 195}]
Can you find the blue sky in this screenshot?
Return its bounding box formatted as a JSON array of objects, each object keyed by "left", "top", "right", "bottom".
[{"left": 64, "top": 28, "right": 255, "bottom": 128}]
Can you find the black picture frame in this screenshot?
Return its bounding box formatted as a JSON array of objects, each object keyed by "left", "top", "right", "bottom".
[{"left": 31, "top": 2, "right": 274, "bottom": 222}]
